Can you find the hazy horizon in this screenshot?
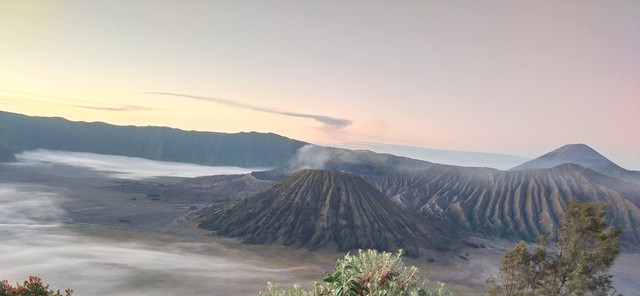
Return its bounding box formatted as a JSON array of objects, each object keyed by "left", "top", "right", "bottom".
[
  {"left": 318, "top": 141, "right": 531, "bottom": 170},
  {"left": 1, "top": 1, "right": 638, "bottom": 169},
  {"left": 8, "top": 109, "right": 640, "bottom": 171}
]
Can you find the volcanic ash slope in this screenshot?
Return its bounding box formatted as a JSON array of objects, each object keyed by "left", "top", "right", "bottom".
[{"left": 196, "top": 169, "right": 452, "bottom": 257}]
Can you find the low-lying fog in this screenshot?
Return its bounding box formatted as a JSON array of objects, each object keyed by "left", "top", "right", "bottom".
[
  {"left": 0, "top": 185, "right": 318, "bottom": 295},
  {"left": 14, "top": 149, "right": 265, "bottom": 179},
  {"left": 0, "top": 150, "right": 318, "bottom": 295}
]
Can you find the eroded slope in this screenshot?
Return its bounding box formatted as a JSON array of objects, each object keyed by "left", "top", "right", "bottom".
[
  {"left": 365, "top": 164, "right": 640, "bottom": 248},
  {"left": 196, "top": 169, "right": 452, "bottom": 256}
]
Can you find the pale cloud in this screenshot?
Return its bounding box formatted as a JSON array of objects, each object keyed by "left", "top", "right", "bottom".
[{"left": 148, "top": 92, "right": 352, "bottom": 129}]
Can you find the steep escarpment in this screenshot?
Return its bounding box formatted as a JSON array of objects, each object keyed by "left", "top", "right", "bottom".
[
  {"left": 365, "top": 164, "right": 640, "bottom": 248},
  {"left": 0, "top": 111, "right": 306, "bottom": 167},
  {"left": 196, "top": 169, "right": 452, "bottom": 256}
]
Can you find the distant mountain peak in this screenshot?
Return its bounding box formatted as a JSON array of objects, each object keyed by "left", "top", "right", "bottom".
[
  {"left": 510, "top": 143, "right": 614, "bottom": 171},
  {"left": 547, "top": 143, "right": 611, "bottom": 161}
]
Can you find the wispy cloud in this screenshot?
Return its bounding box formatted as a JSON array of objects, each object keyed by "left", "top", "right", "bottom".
[{"left": 147, "top": 92, "right": 352, "bottom": 129}]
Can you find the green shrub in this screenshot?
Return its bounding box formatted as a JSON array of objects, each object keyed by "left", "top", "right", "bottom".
[{"left": 260, "top": 249, "right": 454, "bottom": 296}]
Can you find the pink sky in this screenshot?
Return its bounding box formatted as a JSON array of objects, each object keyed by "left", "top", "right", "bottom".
[{"left": 1, "top": 1, "right": 639, "bottom": 169}]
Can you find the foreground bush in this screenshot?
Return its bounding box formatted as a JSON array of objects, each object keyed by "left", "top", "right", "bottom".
[
  {"left": 486, "top": 199, "right": 621, "bottom": 296},
  {"left": 0, "top": 276, "right": 72, "bottom": 296},
  {"left": 260, "top": 249, "right": 454, "bottom": 296}
]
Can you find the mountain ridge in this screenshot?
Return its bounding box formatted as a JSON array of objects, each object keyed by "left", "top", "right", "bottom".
[
  {"left": 364, "top": 163, "right": 640, "bottom": 249},
  {"left": 0, "top": 110, "right": 306, "bottom": 168}
]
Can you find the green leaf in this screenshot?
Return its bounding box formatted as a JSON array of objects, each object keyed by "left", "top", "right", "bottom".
[
  {"left": 323, "top": 275, "right": 334, "bottom": 283},
  {"left": 333, "top": 271, "right": 342, "bottom": 280}
]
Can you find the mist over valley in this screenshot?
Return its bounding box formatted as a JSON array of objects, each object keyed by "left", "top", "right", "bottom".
[
  {"left": 0, "top": 155, "right": 323, "bottom": 296},
  {"left": 1, "top": 114, "right": 639, "bottom": 294}
]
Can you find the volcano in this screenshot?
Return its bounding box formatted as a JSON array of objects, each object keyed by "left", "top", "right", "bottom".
[{"left": 195, "top": 169, "right": 451, "bottom": 256}]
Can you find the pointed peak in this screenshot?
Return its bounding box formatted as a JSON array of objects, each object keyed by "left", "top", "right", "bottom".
[
  {"left": 510, "top": 143, "right": 615, "bottom": 171},
  {"left": 540, "top": 143, "right": 612, "bottom": 163},
  {"left": 547, "top": 143, "right": 601, "bottom": 156}
]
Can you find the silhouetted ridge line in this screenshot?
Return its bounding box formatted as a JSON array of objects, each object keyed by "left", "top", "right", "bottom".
[{"left": 0, "top": 111, "right": 306, "bottom": 167}]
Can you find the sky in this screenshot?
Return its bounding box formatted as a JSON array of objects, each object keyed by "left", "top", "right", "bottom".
[{"left": 1, "top": 0, "right": 639, "bottom": 169}]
